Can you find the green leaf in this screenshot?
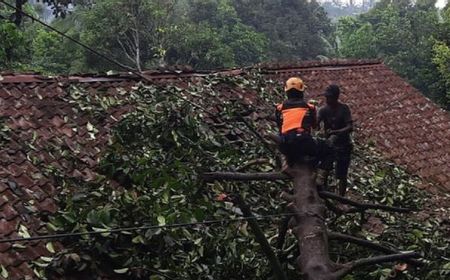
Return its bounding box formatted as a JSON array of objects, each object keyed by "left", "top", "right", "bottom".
[
  {"left": 132, "top": 235, "right": 145, "bottom": 244},
  {"left": 92, "top": 227, "right": 110, "bottom": 237},
  {"left": 18, "top": 225, "right": 31, "bottom": 238},
  {"left": 1, "top": 265, "right": 8, "bottom": 278},
  {"left": 86, "top": 122, "right": 94, "bottom": 132},
  {"left": 12, "top": 243, "right": 27, "bottom": 249},
  {"left": 40, "top": 256, "right": 53, "bottom": 263},
  {"left": 113, "top": 268, "right": 129, "bottom": 274},
  {"left": 157, "top": 216, "right": 166, "bottom": 226},
  {"left": 412, "top": 229, "right": 424, "bottom": 239},
  {"left": 46, "top": 242, "right": 55, "bottom": 253}
]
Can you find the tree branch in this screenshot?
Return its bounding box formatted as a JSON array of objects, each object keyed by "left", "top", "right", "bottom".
[
  {"left": 334, "top": 252, "right": 422, "bottom": 279},
  {"left": 202, "top": 171, "right": 288, "bottom": 182},
  {"left": 328, "top": 232, "right": 423, "bottom": 266},
  {"left": 202, "top": 171, "right": 413, "bottom": 213},
  {"left": 116, "top": 37, "right": 138, "bottom": 65},
  {"left": 232, "top": 194, "right": 288, "bottom": 280},
  {"left": 319, "top": 191, "right": 412, "bottom": 213}
]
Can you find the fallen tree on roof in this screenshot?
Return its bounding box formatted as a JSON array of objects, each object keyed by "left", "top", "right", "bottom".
[
  {"left": 36, "top": 75, "right": 449, "bottom": 279},
  {"left": 203, "top": 166, "right": 421, "bottom": 280}
]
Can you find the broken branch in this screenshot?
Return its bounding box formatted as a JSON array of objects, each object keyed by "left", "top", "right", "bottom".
[
  {"left": 328, "top": 232, "right": 424, "bottom": 266},
  {"left": 202, "top": 171, "right": 413, "bottom": 213},
  {"left": 335, "top": 252, "right": 422, "bottom": 278},
  {"left": 202, "top": 171, "right": 288, "bottom": 182},
  {"left": 319, "top": 191, "right": 412, "bottom": 213},
  {"left": 232, "top": 194, "right": 288, "bottom": 280}
]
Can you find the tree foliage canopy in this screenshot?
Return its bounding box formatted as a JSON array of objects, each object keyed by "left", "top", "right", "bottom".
[
  {"left": 337, "top": 0, "right": 450, "bottom": 108},
  {"left": 232, "top": 0, "right": 333, "bottom": 60},
  {"left": 0, "top": 0, "right": 331, "bottom": 72}
]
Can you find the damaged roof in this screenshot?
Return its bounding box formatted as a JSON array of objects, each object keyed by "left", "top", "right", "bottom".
[{"left": 0, "top": 59, "right": 449, "bottom": 279}]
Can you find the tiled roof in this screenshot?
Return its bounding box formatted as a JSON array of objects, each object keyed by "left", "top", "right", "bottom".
[{"left": 0, "top": 59, "right": 449, "bottom": 278}]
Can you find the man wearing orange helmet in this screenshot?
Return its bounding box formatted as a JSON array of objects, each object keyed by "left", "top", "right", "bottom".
[{"left": 275, "top": 77, "right": 330, "bottom": 170}]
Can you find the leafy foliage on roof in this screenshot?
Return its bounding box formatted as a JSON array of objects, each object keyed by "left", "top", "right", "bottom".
[{"left": 29, "top": 73, "right": 450, "bottom": 279}]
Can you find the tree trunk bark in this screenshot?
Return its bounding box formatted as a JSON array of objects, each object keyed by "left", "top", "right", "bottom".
[
  {"left": 289, "top": 165, "right": 340, "bottom": 280},
  {"left": 14, "top": 0, "right": 23, "bottom": 26}
]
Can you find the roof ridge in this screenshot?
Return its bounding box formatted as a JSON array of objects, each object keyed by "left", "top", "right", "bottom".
[
  {"left": 0, "top": 59, "right": 384, "bottom": 84},
  {"left": 253, "top": 59, "right": 384, "bottom": 71}
]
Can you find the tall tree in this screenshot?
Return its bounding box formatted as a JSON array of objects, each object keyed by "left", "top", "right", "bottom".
[
  {"left": 0, "top": 21, "right": 26, "bottom": 68},
  {"left": 77, "top": 0, "right": 178, "bottom": 71},
  {"left": 232, "top": 0, "right": 333, "bottom": 61},
  {"left": 431, "top": 6, "right": 450, "bottom": 108},
  {"left": 165, "top": 0, "right": 268, "bottom": 69},
  {"left": 337, "top": 0, "right": 447, "bottom": 108}
]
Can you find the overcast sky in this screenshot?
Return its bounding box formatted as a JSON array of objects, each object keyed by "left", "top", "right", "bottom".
[{"left": 437, "top": 0, "right": 447, "bottom": 7}]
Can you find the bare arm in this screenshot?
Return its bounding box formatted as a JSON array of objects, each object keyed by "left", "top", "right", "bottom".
[
  {"left": 317, "top": 107, "right": 323, "bottom": 131},
  {"left": 329, "top": 122, "right": 353, "bottom": 135}
]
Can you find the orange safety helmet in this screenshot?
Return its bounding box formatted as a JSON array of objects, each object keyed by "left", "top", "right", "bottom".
[{"left": 284, "top": 77, "right": 306, "bottom": 92}]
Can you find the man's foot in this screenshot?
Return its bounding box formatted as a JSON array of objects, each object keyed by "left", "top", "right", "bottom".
[{"left": 338, "top": 179, "right": 348, "bottom": 197}]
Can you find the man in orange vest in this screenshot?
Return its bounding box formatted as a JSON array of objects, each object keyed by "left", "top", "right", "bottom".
[{"left": 275, "top": 77, "right": 331, "bottom": 171}]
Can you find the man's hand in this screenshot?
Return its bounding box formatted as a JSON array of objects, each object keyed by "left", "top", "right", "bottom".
[
  {"left": 327, "top": 123, "right": 353, "bottom": 136},
  {"left": 326, "top": 134, "right": 338, "bottom": 147},
  {"left": 325, "top": 129, "right": 337, "bottom": 138}
]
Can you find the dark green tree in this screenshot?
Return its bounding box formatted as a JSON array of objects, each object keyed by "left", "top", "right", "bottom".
[
  {"left": 166, "top": 0, "right": 268, "bottom": 69},
  {"left": 431, "top": 6, "right": 450, "bottom": 108},
  {"left": 0, "top": 20, "right": 26, "bottom": 68},
  {"left": 337, "top": 0, "right": 447, "bottom": 108},
  {"left": 232, "top": 0, "right": 334, "bottom": 61}
]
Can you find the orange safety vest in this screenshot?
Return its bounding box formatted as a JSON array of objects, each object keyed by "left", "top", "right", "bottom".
[{"left": 276, "top": 102, "right": 316, "bottom": 135}]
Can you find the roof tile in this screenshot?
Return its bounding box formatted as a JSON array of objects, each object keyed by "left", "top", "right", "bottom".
[
  {"left": 0, "top": 218, "right": 19, "bottom": 237},
  {"left": 9, "top": 262, "right": 35, "bottom": 279},
  {"left": 0, "top": 205, "right": 19, "bottom": 221},
  {"left": 37, "top": 198, "right": 57, "bottom": 214}
]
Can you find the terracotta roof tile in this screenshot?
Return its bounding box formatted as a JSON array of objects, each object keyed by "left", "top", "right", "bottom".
[
  {"left": 0, "top": 243, "right": 12, "bottom": 253},
  {"left": 0, "top": 205, "right": 19, "bottom": 221},
  {"left": 9, "top": 262, "right": 35, "bottom": 279},
  {"left": 37, "top": 198, "right": 57, "bottom": 214},
  {"left": 0, "top": 218, "right": 19, "bottom": 237}
]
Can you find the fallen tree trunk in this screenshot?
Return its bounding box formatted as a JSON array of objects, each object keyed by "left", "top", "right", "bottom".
[
  {"left": 203, "top": 169, "right": 421, "bottom": 279},
  {"left": 287, "top": 165, "right": 340, "bottom": 279}
]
